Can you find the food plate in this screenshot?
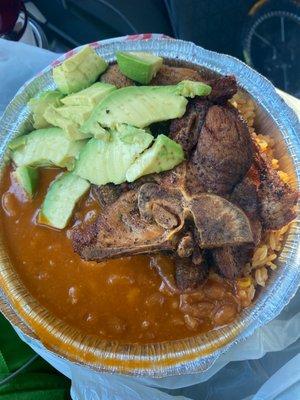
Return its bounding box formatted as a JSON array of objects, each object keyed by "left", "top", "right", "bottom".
[{"left": 0, "top": 34, "right": 299, "bottom": 377}]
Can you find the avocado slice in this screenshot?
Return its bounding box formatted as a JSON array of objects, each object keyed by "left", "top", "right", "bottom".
[
  {"left": 56, "top": 105, "right": 92, "bottom": 125},
  {"left": 53, "top": 46, "right": 108, "bottom": 94},
  {"left": 74, "top": 125, "right": 153, "bottom": 185},
  {"left": 39, "top": 172, "right": 90, "bottom": 229},
  {"left": 28, "top": 90, "right": 64, "bottom": 129},
  {"left": 81, "top": 85, "right": 186, "bottom": 136},
  {"left": 126, "top": 134, "right": 185, "bottom": 182},
  {"left": 81, "top": 80, "right": 211, "bottom": 136},
  {"left": 12, "top": 166, "right": 39, "bottom": 199},
  {"left": 44, "top": 105, "right": 93, "bottom": 140},
  {"left": 10, "top": 127, "right": 86, "bottom": 170},
  {"left": 9, "top": 136, "right": 27, "bottom": 151},
  {"left": 61, "top": 82, "right": 116, "bottom": 107},
  {"left": 116, "top": 51, "right": 163, "bottom": 84},
  {"left": 175, "top": 80, "right": 212, "bottom": 97}
]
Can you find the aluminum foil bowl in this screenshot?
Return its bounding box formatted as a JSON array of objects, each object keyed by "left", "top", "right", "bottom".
[{"left": 0, "top": 34, "right": 299, "bottom": 378}]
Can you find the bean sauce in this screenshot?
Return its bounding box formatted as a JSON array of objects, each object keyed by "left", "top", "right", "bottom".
[{"left": 0, "top": 165, "right": 242, "bottom": 343}]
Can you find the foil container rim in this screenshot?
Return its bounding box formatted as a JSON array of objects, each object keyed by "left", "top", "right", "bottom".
[{"left": 0, "top": 34, "right": 299, "bottom": 378}]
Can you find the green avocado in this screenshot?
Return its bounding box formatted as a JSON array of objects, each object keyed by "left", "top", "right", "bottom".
[
  {"left": 126, "top": 134, "right": 185, "bottom": 182},
  {"left": 53, "top": 46, "right": 108, "bottom": 94},
  {"left": 175, "top": 80, "right": 212, "bottom": 97},
  {"left": 28, "top": 90, "right": 64, "bottom": 129},
  {"left": 116, "top": 51, "right": 163, "bottom": 84},
  {"left": 44, "top": 105, "right": 93, "bottom": 140},
  {"left": 39, "top": 172, "right": 90, "bottom": 229},
  {"left": 8, "top": 135, "right": 27, "bottom": 151},
  {"left": 12, "top": 166, "right": 39, "bottom": 199},
  {"left": 61, "top": 82, "right": 116, "bottom": 107},
  {"left": 81, "top": 80, "right": 211, "bottom": 136},
  {"left": 10, "top": 127, "right": 86, "bottom": 170},
  {"left": 74, "top": 125, "right": 153, "bottom": 185},
  {"left": 55, "top": 105, "right": 92, "bottom": 125}
]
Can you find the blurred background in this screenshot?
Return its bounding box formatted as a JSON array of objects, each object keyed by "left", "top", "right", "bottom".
[{"left": 0, "top": 0, "right": 299, "bottom": 96}]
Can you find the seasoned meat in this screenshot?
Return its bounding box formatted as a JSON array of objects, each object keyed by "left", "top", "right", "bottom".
[
  {"left": 231, "top": 174, "right": 259, "bottom": 219},
  {"left": 212, "top": 244, "right": 253, "bottom": 280},
  {"left": 71, "top": 218, "right": 99, "bottom": 255},
  {"left": 137, "top": 183, "right": 183, "bottom": 226},
  {"left": 151, "top": 65, "right": 237, "bottom": 104},
  {"left": 159, "top": 225, "right": 209, "bottom": 292},
  {"left": 255, "top": 150, "right": 298, "bottom": 230},
  {"left": 150, "top": 65, "right": 203, "bottom": 85},
  {"left": 211, "top": 216, "right": 261, "bottom": 279},
  {"left": 189, "top": 104, "right": 253, "bottom": 195},
  {"left": 150, "top": 236, "right": 209, "bottom": 293},
  {"left": 231, "top": 146, "right": 297, "bottom": 231},
  {"left": 92, "top": 175, "right": 162, "bottom": 208},
  {"left": 190, "top": 194, "right": 253, "bottom": 248},
  {"left": 207, "top": 75, "right": 238, "bottom": 103},
  {"left": 175, "top": 255, "right": 208, "bottom": 291},
  {"left": 169, "top": 76, "right": 238, "bottom": 155},
  {"left": 100, "top": 64, "right": 134, "bottom": 88},
  {"left": 72, "top": 190, "right": 179, "bottom": 261},
  {"left": 176, "top": 231, "right": 194, "bottom": 258},
  {"left": 250, "top": 219, "right": 262, "bottom": 246},
  {"left": 138, "top": 184, "right": 253, "bottom": 249},
  {"left": 169, "top": 99, "right": 211, "bottom": 154},
  {"left": 73, "top": 181, "right": 253, "bottom": 265},
  {"left": 92, "top": 184, "right": 125, "bottom": 208}
]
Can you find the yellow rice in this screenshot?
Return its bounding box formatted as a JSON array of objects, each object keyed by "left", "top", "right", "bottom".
[{"left": 231, "top": 91, "right": 292, "bottom": 303}]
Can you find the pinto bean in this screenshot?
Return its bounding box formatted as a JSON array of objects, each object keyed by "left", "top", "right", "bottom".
[
  {"left": 203, "top": 281, "right": 226, "bottom": 300},
  {"left": 213, "top": 302, "right": 238, "bottom": 325},
  {"left": 181, "top": 301, "right": 214, "bottom": 318}
]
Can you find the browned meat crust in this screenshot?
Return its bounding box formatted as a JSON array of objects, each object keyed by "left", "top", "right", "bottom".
[
  {"left": 189, "top": 104, "right": 253, "bottom": 195},
  {"left": 255, "top": 150, "right": 298, "bottom": 230},
  {"left": 72, "top": 190, "right": 179, "bottom": 261},
  {"left": 150, "top": 65, "right": 203, "bottom": 85},
  {"left": 152, "top": 66, "right": 237, "bottom": 100},
  {"left": 231, "top": 145, "right": 297, "bottom": 231},
  {"left": 218, "top": 143, "right": 298, "bottom": 279},
  {"left": 72, "top": 181, "right": 254, "bottom": 273},
  {"left": 169, "top": 99, "right": 211, "bottom": 154},
  {"left": 207, "top": 75, "right": 238, "bottom": 103},
  {"left": 137, "top": 183, "right": 183, "bottom": 226},
  {"left": 211, "top": 218, "right": 262, "bottom": 280},
  {"left": 190, "top": 194, "right": 253, "bottom": 248},
  {"left": 152, "top": 233, "right": 209, "bottom": 293},
  {"left": 91, "top": 184, "right": 125, "bottom": 208},
  {"left": 176, "top": 231, "right": 194, "bottom": 258},
  {"left": 212, "top": 245, "right": 253, "bottom": 279},
  {"left": 169, "top": 75, "right": 238, "bottom": 156},
  {"left": 92, "top": 175, "right": 161, "bottom": 208},
  {"left": 72, "top": 219, "right": 98, "bottom": 255},
  {"left": 231, "top": 173, "right": 259, "bottom": 219},
  {"left": 175, "top": 256, "right": 208, "bottom": 291},
  {"left": 100, "top": 64, "right": 134, "bottom": 88}
]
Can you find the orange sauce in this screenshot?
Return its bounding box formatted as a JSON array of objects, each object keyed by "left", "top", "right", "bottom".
[{"left": 0, "top": 165, "right": 239, "bottom": 343}]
